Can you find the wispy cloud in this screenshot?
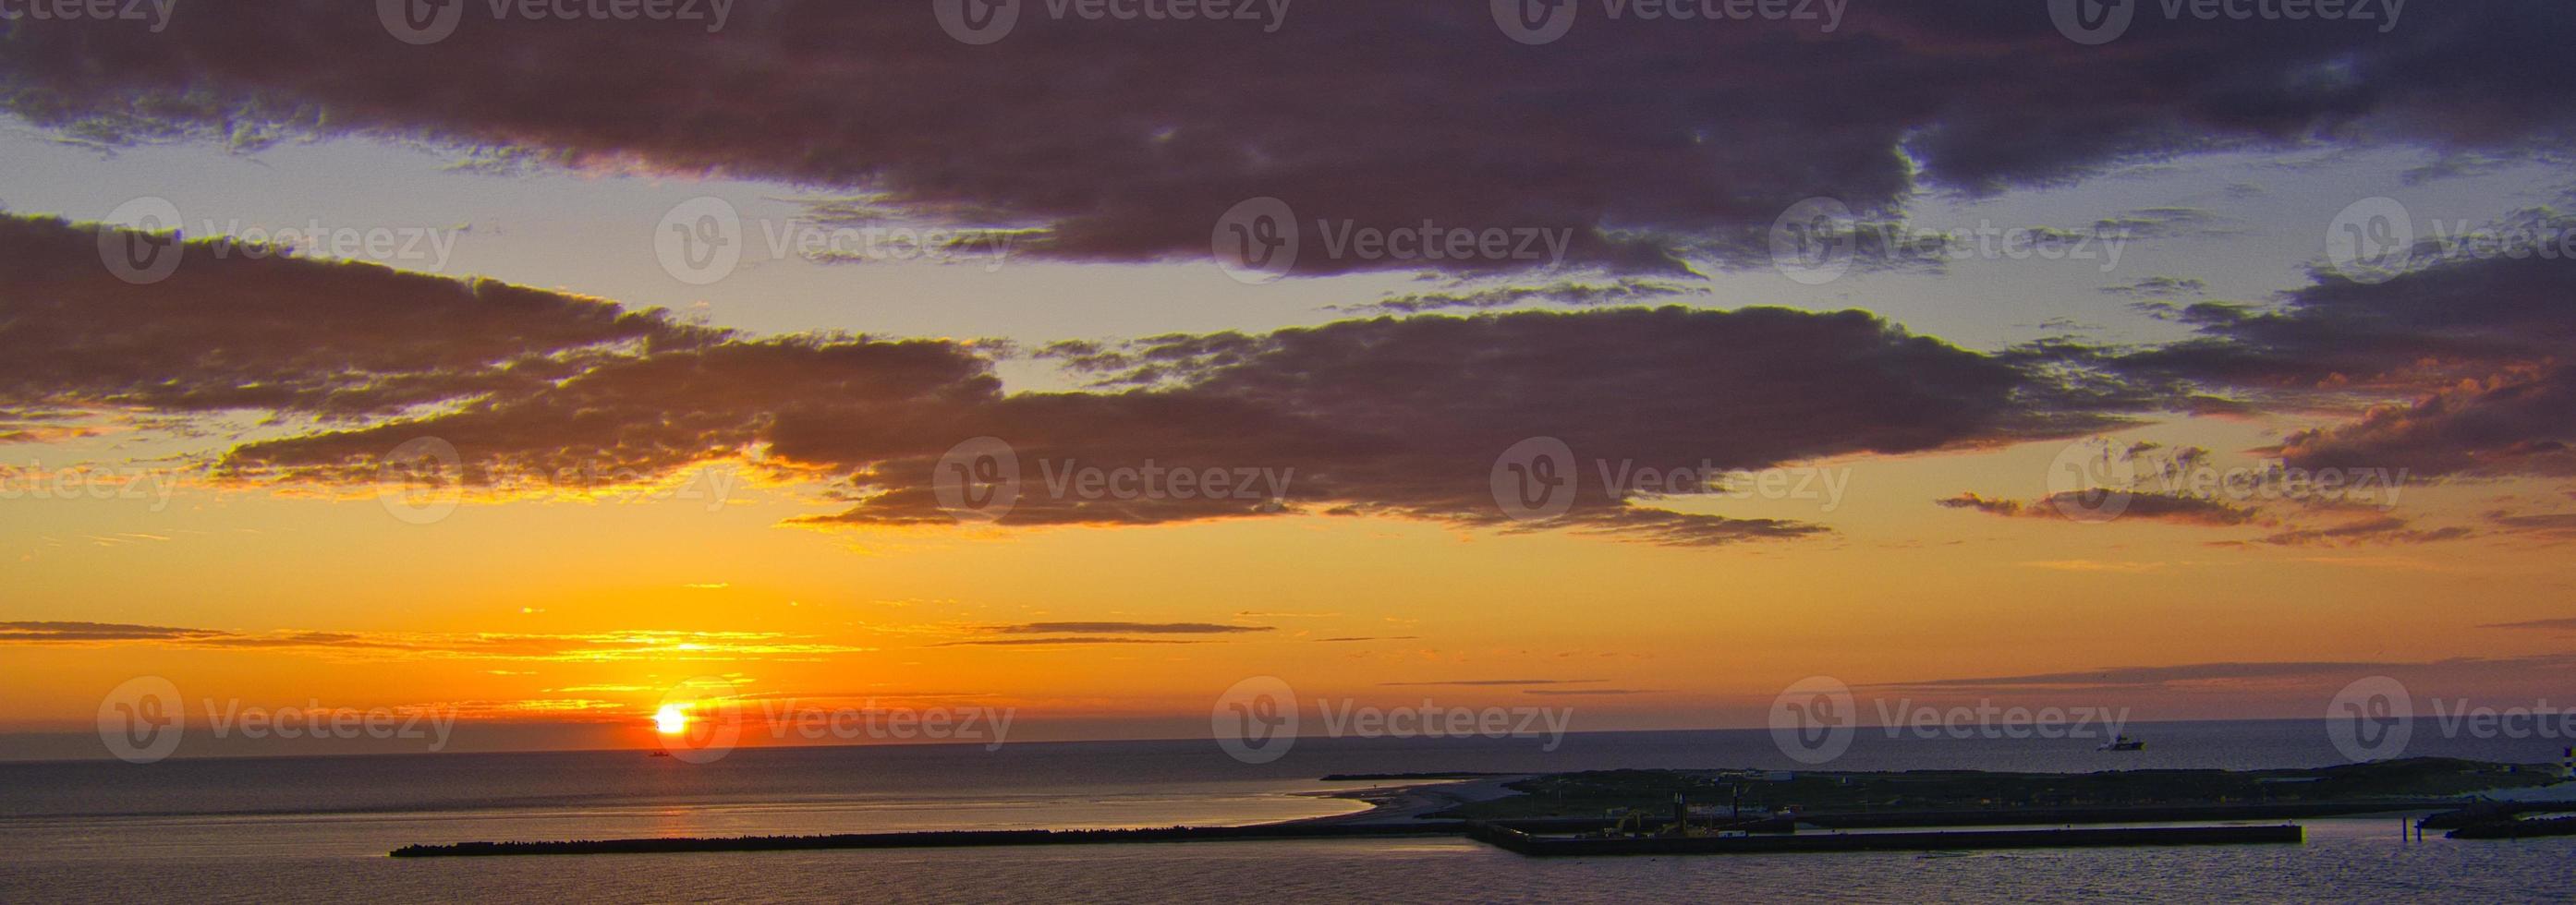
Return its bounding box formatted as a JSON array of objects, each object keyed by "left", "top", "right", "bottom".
[
  {"left": 1865, "top": 661, "right": 2384, "bottom": 691},
  {"left": 0, "top": 621, "right": 872, "bottom": 661},
  {"left": 1939, "top": 491, "right": 2255, "bottom": 526},
  {"left": 931, "top": 636, "right": 1208, "bottom": 647},
  {"left": 987, "top": 622, "right": 1272, "bottom": 635},
  {"left": 1865, "top": 655, "right": 2576, "bottom": 693},
  {"left": 2481, "top": 618, "right": 2576, "bottom": 632},
  {"left": 2019, "top": 560, "right": 2168, "bottom": 573}
]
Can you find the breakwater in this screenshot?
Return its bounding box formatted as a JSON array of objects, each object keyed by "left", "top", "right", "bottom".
[
  {"left": 1466, "top": 822, "right": 2305, "bottom": 857},
  {"left": 391, "top": 822, "right": 1456, "bottom": 858},
  {"left": 394, "top": 816, "right": 2314, "bottom": 860}
]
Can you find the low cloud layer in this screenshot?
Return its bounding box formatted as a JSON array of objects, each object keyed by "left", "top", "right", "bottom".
[
  {"left": 35, "top": 200, "right": 2576, "bottom": 554},
  {"left": 0, "top": 211, "right": 2064, "bottom": 545},
  {"left": 0, "top": 216, "right": 708, "bottom": 421},
  {"left": 1945, "top": 219, "right": 2576, "bottom": 537},
  {"left": 26, "top": 194, "right": 2576, "bottom": 551},
  {"left": 2083, "top": 223, "right": 2576, "bottom": 482},
  {"left": 258, "top": 303, "right": 2081, "bottom": 542}
]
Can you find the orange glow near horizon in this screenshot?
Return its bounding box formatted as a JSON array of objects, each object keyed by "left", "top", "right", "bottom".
[{"left": 9, "top": 419, "right": 2576, "bottom": 757}]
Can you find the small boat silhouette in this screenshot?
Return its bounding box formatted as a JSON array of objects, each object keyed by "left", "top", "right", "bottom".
[{"left": 2098, "top": 735, "right": 2145, "bottom": 752}]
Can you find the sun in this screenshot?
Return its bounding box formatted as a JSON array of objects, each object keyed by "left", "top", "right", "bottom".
[{"left": 654, "top": 704, "right": 689, "bottom": 735}]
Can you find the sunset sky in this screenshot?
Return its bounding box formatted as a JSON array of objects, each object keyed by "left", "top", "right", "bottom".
[{"left": 6, "top": 2, "right": 2576, "bottom": 760}]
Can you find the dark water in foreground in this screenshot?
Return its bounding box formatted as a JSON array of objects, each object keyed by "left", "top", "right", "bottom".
[{"left": 4, "top": 722, "right": 2570, "bottom": 902}]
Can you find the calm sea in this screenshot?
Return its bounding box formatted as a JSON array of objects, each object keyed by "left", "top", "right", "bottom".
[{"left": 3, "top": 721, "right": 2568, "bottom": 902}]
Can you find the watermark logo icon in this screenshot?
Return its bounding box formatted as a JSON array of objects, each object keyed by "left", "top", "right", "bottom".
[
  {"left": 935, "top": 0, "right": 1020, "bottom": 44},
  {"left": 98, "top": 677, "right": 184, "bottom": 764},
  {"left": 656, "top": 196, "right": 745, "bottom": 285},
  {"left": 378, "top": 437, "right": 465, "bottom": 525},
  {"left": 1212, "top": 197, "right": 1299, "bottom": 284},
  {"left": 1492, "top": 0, "right": 1575, "bottom": 44},
  {"left": 378, "top": 0, "right": 730, "bottom": 42},
  {"left": 2327, "top": 676, "right": 2412, "bottom": 762},
  {"left": 2326, "top": 197, "right": 2413, "bottom": 285},
  {"left": 2051, "top": 0, "right": 2402, "bottom": 43},
  {"left": 98, "top": 197, "right": 185, "bottom": 285},
  {"left": 1213, "top": 676, "right": 1299, "bottom": 764},
  {"left": 657, "top": 676, "right": 745, "bottom": 764},
  {"left": 1769, "top": 675, "right": 1856, "bottom": 766},
  {"left": 1492, "top": 437, "right": 1577, "bottom": 521},
  {"left": 933, "top": 437, "right": 1022, "bottom": 523},
  {"left": 1769, "top": 197, "right": 1856, "bottom": 285},
  {"left": 2049, "top": 0, "right": 2133, "bottom": 44},
  {"left": 378, "top": 0, "right": 466, "bottom": 44},
  {"left": 2045, "top": 439, "right": 2136, "bottom": 523}
]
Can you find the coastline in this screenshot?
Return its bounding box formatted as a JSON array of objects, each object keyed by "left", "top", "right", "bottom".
[
  {"left": 383, "top": 758, "right": 2574, "bottom": 859},
  {"left": 384, "top": 776, "right": 1534, "bottom": 859},
  {"left": 1287, "top": 775, "right": 1533, "bottom": 827}
]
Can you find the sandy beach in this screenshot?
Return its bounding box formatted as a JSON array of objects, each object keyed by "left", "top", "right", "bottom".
[{"left": 1291, "top": 776, "right": 1532, "bottom": 827}]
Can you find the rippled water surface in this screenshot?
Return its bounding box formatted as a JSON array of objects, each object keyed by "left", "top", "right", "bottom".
[{"left": 5, "top": 723, "right": 2568, "bottom": 902}]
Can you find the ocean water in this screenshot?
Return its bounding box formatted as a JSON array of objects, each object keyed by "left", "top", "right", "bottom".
[{"left": 4, "top": 722, "right": 2570, "bottom": 903}]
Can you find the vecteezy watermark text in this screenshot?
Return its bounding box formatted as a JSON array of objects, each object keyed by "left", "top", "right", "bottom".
[
  {"left": 1036, "top": 460, "right": 1293, "bottom": 503},
  {"left": 2051, "top": 0, "right": 2407, "bottom": 45},
  {"left": 650, "top": 676, "right": 1018, "bottom": 764},
  {"left": 378, "top": 0, "right": 736, "bottom": 45},
  {"left": 1211, "top": 198, "right": 1573, "bottom": 284},
  {"left": 98, "top": 677, "right": 460, "bottom": 764},
  {"left": 198, "top": 218, "right": 463, "bottom": 269},
  {"left": 0, "top": 0, "right": 172, "bottom": 30},
  {"left": 1869, "top": 699, "right": 2131, "bottom": 742},
  {"left": 92, "top": 197, "right": 467, "bottom": 285},
  {"left": 1770, "top": 198, "right": 2130, "bottom": 285},
  {"left": 936, "top": 0, "right": 1294, "bottom": 45},
  {"left": 1314, "top": 699, "right": 1574, "bottom": 750},
  {"left": 1768, "top": 676, "right": 2131, "bottom": 766},
  {"left": 757, "top": 700, "right": 1017, "bottom": 751},
  {"left": 2324, "top": 197, "right": 2576, "bottom": 285},
  {"left": 1490, "top": 436, "right": 1853, "bottom": 521},
  {"left": 1209, "top": 676, "right": 1575, "bottom": 764},
  {"left": 654, "top": 196, "right": 1017, "bottom": 284},
  {"left": 203, "top": 701, "right": 459, "bottom": 749},
  {"left": 2327, "top": 675, "right": 2576, "bottom": 763},
  {"left": 1491, "top": 0, "right": 1849, "bottom": 45},
  {"left": 2041, "top": 439, "right": 2407, "bottom": 523},
  {"left": 0, "top": 461, "right": 181, "bottom": 512},
  {"left": 933, "top": 437, "right": 1294, "bottom": 523}
]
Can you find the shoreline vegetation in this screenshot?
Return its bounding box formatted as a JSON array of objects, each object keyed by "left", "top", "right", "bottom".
[
  {"left": 1416, "top": 756, "right": 2563, "bottom": 823},
  {"left": 390, "top": 757, "right": 2575, "bottom": 859}
]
